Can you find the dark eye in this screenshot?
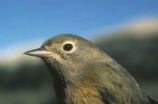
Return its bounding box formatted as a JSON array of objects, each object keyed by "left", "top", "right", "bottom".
[{"left": 63, "top": 44, "right": 73, "bottom": 51}]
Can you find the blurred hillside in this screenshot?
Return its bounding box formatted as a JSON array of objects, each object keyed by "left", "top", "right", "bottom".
[
  {"left": 95, "top": 18, "right": 158, "bottom": 81},
  {"left": 0, "top": 18, "right": 158, "bottom": 104}
]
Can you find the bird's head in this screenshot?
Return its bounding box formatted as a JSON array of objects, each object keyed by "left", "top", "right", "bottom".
[{"left": 24, "top": 34, "right": 111, "bottom": 81}]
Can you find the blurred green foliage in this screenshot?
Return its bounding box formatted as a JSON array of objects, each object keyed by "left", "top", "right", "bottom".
[{"left": 0, "top": 61, "right": 56, "bottom": 104}]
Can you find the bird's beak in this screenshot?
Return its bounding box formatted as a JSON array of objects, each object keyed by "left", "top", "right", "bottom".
[{"left": 24, "top": 48, "right": 51, "bottom": 57}]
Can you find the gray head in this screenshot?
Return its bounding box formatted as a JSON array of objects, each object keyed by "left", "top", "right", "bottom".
[{"left": 24, "top": 34, "right": 111, "bottom": 81}]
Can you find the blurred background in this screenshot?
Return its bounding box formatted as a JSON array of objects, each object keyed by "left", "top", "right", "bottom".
[{"left": 0, "top": 0, "right": 158, "bottom": 104}]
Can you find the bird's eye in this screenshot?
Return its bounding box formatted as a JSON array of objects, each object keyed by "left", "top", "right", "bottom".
[{"left": 63, "top": 43, "right": 73, "bottom": 51}]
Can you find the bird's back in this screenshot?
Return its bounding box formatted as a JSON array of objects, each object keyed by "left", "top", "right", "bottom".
[{"left": 95, "top": 61, "right": 150, "bottom": 104}]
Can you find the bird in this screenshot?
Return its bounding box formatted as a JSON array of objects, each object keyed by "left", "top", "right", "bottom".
[{"left": 24, "top": 34, "right": 158, "bottom": 104}]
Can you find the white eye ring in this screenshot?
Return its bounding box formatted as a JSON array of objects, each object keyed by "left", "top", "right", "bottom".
[{"left": 62, "top": 41, "right": 76, "bottom": 52}]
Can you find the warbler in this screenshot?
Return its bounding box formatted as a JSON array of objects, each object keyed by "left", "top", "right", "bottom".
[{"left": 24, "top": 34, "right": 158, "bottom": 104}]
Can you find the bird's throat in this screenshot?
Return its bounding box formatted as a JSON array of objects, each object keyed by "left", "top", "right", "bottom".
[
  {"left": 43, "top": 58, "right": 105, "bottom": 104},
  {"left": 42, "top": 58, "right": 67, "bottom": 104}
]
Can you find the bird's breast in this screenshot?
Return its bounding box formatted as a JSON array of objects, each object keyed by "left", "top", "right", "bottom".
[{"left": 64, "top": 84, "right": 104, "bottom": 104}]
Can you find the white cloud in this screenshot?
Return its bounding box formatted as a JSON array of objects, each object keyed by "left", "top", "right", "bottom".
[{"left": 0, "top": 39, "right": 44, "bottom": 66}]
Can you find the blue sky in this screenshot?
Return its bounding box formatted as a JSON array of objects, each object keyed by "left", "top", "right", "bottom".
[{"left": 0, "top": 0, "right": 158, "bottom": 50}]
